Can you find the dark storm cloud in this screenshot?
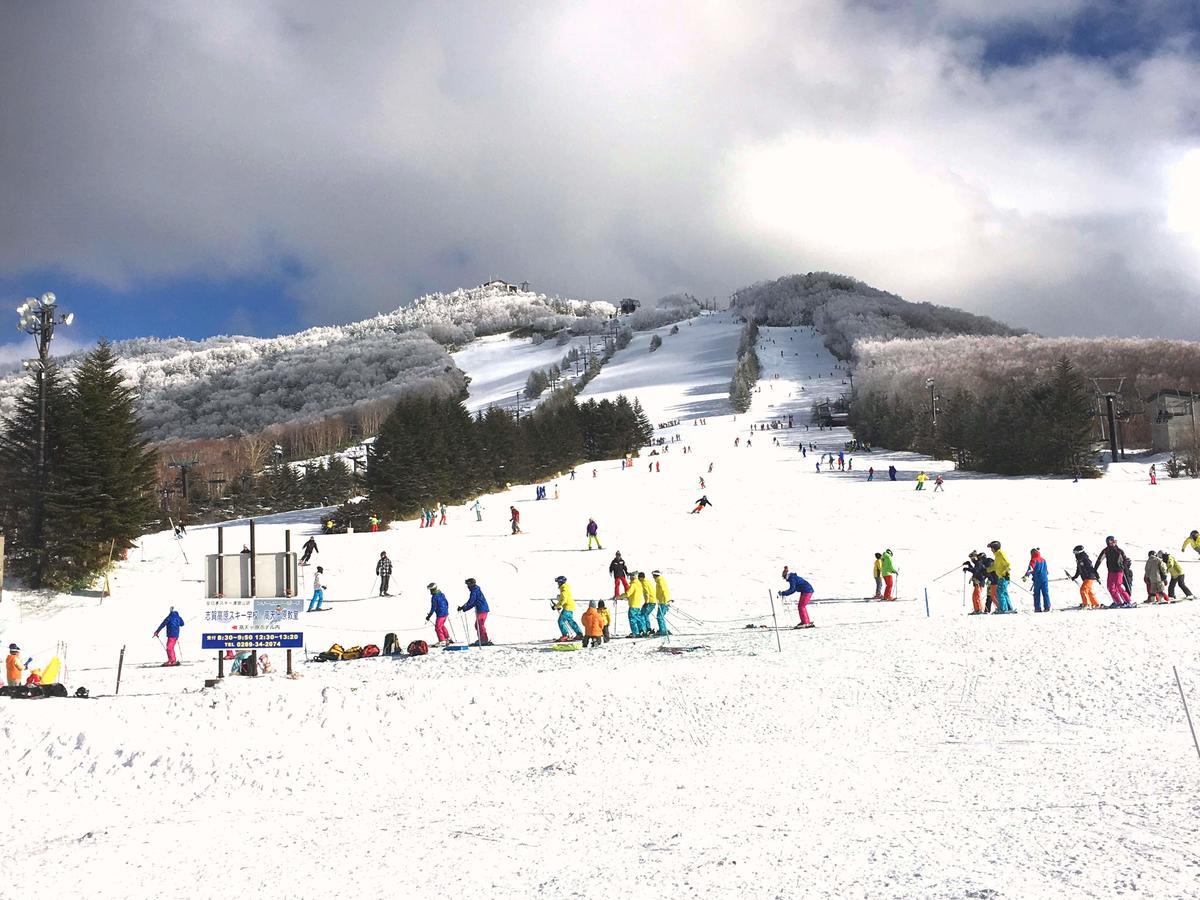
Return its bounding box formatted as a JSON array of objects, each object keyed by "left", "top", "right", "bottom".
[{"left": 1, "top": 0, "right": 1199, "bottom": 339}]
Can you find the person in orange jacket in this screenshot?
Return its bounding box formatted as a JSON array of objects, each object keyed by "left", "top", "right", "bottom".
[
  {"left": 6, "top": 643, "right": 24, "bottom": 687},
  {"left": 581, "top": 601, "right": 604, "bottom": 649}
]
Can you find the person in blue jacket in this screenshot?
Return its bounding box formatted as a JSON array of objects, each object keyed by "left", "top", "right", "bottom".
[
  {"left": 778, "top": 566, "right": 815, "bottom": 628},
  {"left": 425, "top": 582, "right": 451, "bottom": 645},
  {"left": 1023, "top": 549, "right": 1051, "bottom": 612},
  {"left": 153, "top": 606, "right": 185, "bottom": 666},
  {"left": 457, "top": 577, "right": 492, "bottom": 646}
]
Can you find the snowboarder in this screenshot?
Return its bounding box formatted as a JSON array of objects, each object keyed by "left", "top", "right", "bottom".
[
  {"left": 552, "top": 576, "right": 583, "bottom": 641},
  {"left": 308, "top": 567, "right": 327, "bottom": 611},
  {"left": 986, "top": 541, "right": 1014, "bottom": 613},
  {"left": 652, "top": 570, "right": 671, "bottom": 636},
  {"left": 609, "top": 551, "right": 630, "bottom": 597},
  {"left": 375, "top": 551, "right": 393, "bottom": 596},
  {"left": 1163, "top": 550, "right": 1194, "bottom": 600},
  {"left": 6, "top": 643, "right": 23, "bottom": 687},
  {"left": 510, "top": 506, "right": 522, "bottom": 534},
  {"left": 691, "top": 495, "right": 713, "bottom": 514},
  {"left": 458, "top": 577, "right": 492, "bottom": 645},
  {"left": 1023, "top": 548, "right": 1051, "bottom": 612},
  {"left": 624, "top": 573, "right": 648, "bottom": 636},
  {"left": 639, "top": 572, "right": 657, "bottom": 633},
  {"left": 586, "top": 518, "right": 602, "bottom": 550},
  {"left": 872, "top": 552, "right": 883, "bottom": 599},
  {"left": 964, "top": 551, "right": 987, "bottom": 614},
  {"left": 597, "top": 599, "right": 612, "bottom": 642},
  {"left": 880, "top": 549, "right": 898, "bottom": 600},
  {"left": 426, "top": 582, "right": 451, "bottom": 645},
  {"left": 153, "top": 606, "right": 185, "bottom": 666},
  {"left": 300, "top": 535, "right": 318, "bottom": 565},
  {"left": 581, "top": 601, "right": 604, "bottom": 649},
  {"left": 778, "top": 566, "right": 815, "bottom": 628},
  {"left": 1069, "top": 545, "right": 1102, "bottom": 609},
  {"left": 1096, "top": 536, "right": 1132, "bottom": 607},
  {"left": 471, "top": 499, "right": 483, "bottom": 522},
  {"left": 1144, "top": 552, "right": 1169, "bottom": 604}
]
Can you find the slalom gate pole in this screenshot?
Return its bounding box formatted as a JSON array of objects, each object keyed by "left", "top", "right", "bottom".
[
  {"left": 766, "top": 589, "right": 782, "bottom": 653},
  {"left": 924, "top": 588, "right": 930, "bottom": 618},
  {"left": 115, "top": 646, "right": 126, "bottom": 696},
  {"left": 1174, "top": 666, "right": 1200, "bottom": 764}
]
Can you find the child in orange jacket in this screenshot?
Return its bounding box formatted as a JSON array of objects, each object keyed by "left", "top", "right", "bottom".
[
  {"left": 6, "top": 643, "right": 23, "bottom": 687},
  {"left": 581, "top": 601, "right": 604, "bottom": 649}
]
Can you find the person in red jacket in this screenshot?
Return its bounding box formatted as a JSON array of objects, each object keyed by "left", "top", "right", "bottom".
[{"left": 509, "top": 506, "right": 522, "bottom": 534}]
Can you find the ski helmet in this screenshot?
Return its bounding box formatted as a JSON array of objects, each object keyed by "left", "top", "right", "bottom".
[
  {"left": 554, "top": 575, "right": 567, "bottom": 585},
  {"left": 651, "top": 570, "right": 661, "bottom": 577},
  {"left": 1192, "top": 530, "right": 1199, "bottom": 538},
  {"left": 1072, "top": 545, "right": 1084, "bottom": 553},
  {"left": 7, "top": 643, "right": 17, "bottom": 652},
  {"left": 987, "top": 540, "right": 1000, "bottom": 550},
  {"left": 316, "top": 566, "right": 324, "bottom": 573},
  {"left": 427, "top": 582, "right": 438, "bottom": 592},
  {"left": 1105, "top": 535, "right": 1115, "bottom": 543},
  {"left": 465, "top": 577, "right": 476, "bottom": 587}
]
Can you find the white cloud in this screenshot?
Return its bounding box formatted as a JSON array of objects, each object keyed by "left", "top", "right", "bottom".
[{"left": 0, "top": 1, "right": 1197, "bottom": 338}]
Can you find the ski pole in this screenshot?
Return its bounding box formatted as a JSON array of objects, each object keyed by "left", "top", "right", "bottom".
[
  {"left": 461, "top": 612, "right": 470, "bottom": 646},
  {"left": 932, "top": 565, "right": 961, "bottom": 583}
]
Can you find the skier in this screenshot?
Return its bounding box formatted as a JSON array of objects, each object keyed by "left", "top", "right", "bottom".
[
  {"left": 1163, "top": 549, "right": 1194, "bottom": 600},
  {"left": 458, "top": 577, "right": 492, "bottom": 646},
  {"left": 778, "top": 565, "right": 815, "bottom": 628},
  {"left": 915, "top": 472, "right": 927, "bottom": 491},
  {"left": 1144, "top": 552, "right": 1169, "bottom": 604},
  {"left": 471, "top": 499, "right": 483, "bottom": 522},
  {"left": 428, "top": 505, "right": 438, "bottom": 527},
  {"left": 609, "top": 551, "right": 630, "bottom": 598},
  {"left": 1023, "top": 548, "right": 1051, "bottom": 612},
  {"left": 691, "top": 495, "right": 713, "bottom": 514},
  {"left": 368, "top": 513, "right": 380, "bottom": 533},
  {"left": 1069, "top": 545, "right": 1102, "bottom": 609},
  {"left": 888, "top": 465, "right": 897, "bottom": 482},
  {"left": 880, "top": 549, "right": 898, "bottom": 600},
  {"left": 426, "top": 582, "right": 451, "bottom": 645},
  {"left": 624, "top": 573, "right": 648, "bottom": 636},
  {"left": 439, "top": 502, "right": 448, "bottom": 526},
  {"left": 1181, "top": 530, "right": 1200, "bottom": 558},
  {"left": 419, "top": 506, "right": 428, "bottom": 528},
  {"left": 985, "top": 541, "right": 1014, "bottom": 613},
  {"left": 699, "top": 476, "right": 706, "bottom": 489},
  {"left": 6, "top": 643, "right": 23, "bottom": 687},
  {"left": 981, "top": 551, "right": 999, "bottom": 612},
  {"left": 871, "top": 552, "right": 883, "bottom": 599},
  {"left": 552, "top": 576, "right": 583, "bottom": 642},
  {"left": 1095, "top": 536, "right": 1133, "bottom": 607},
  {"left": 581, "top": 601, "right": 604, "bottom": 649},
  {"left": 300, "top": 535, "right": 318, "bottom": 565},
  {"left": 153, "top": 606, "right": 185, "bottom": 666},
  {"left": 308, "top": 567, "right": 327, "bottom": 611},
  {"left": 963, "top": 551, "right": 987, "bottom": 614},
  {"left": 639, "top": 572, "right": 657, "bottom": 633},
  {"left": 652, "top": 570, "right": 671, "bottom": 636},
  {"left": 933, "top": 474, "right": 944, "bottom": 492},
  {"left": 510, "top": 506, "right": 522, "bottom": 534},
  {"left": 375, "top": 551, "right": 393, "bottom": 596},
  {"left": 867, "top": 466, "right": 874, "bottom": 481},
  {"left": 1150, "top": 464, "right": 1158, "bottom": 485},
  {"left": 597, "top": 599, "right": 612, "bottom": 642},
  {"left": 586, "top": 517, "right": 602, "bottom": 550}
]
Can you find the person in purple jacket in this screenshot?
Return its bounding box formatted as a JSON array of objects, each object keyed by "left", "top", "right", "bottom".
[
  {"left": 586, "top": 517, "right": 602, "bottom": 550},
  {"left": 153, "top": 606, "right": 185, "bottom": 666},
  {"left": 778, "top": 566, "right": 816, "bottom": 629}
]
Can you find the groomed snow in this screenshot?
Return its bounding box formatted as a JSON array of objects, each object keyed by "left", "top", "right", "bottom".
[
  {"left": 3, "top": 325, "right": 1200, "bottom": 899},
  {"left": 451, "top": 332, "right": 596, "bottom": 414}
]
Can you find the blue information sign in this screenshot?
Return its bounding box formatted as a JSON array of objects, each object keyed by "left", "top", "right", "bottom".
[{"left": 201, "top": 631, "right": 303, "bottom": 650}]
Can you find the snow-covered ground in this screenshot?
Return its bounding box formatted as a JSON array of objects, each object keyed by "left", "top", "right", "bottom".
[
  {"left": 451, "top": 331, "right": 595, "bottom": 414},
  {"left": 3, "top": 324, "right": 1200, "bottom": 899}
]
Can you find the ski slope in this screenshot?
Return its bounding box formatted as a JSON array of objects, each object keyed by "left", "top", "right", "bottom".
[
  {"left": 3, "top": 324, "right": 1200, "bottom": 899},
  {"left": 451, "top": 331, "right": 595, "bottom": 414}
]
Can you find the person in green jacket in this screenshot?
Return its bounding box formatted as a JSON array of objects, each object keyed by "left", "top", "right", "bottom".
[
  {"left": 880, "top": 549, "right": 898, "bottom": 600},
  {"left": 1162, "top": 550, "right": 1194, "bottom": 600}
]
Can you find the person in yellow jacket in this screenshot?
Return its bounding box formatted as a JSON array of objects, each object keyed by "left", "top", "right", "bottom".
[
  {"left": 640, "top": 572, "right": 658, "bottom": 634},
  {"left": 552, "top": 575, "right": 583, "bottom": 642},
  {"left": 915, "top": 471, "right": 928, "bottom": 491},
  {"left": 624, "top": 575, "right": 648, "bottom": 637},
  {"left": 6, "top": 643, "right": 24, "bottom": 687},
  {"left": 1161, "top": 549, "right": 1194, "bottom": 600},
  {"left": 652, "top": 570, "right": 671, "bottom": 636},
  {"left": 597, "top": 599, "right": 612, "bottom": 642},
  {"left": 872, "top": 552, "right": 883, "bottom": 599},
  {"left": 1182, "top": 530, "right": 1200, "bottom": 558},
  {"left": 986, "top": 540, "right": 1014, "bottom": 613}
]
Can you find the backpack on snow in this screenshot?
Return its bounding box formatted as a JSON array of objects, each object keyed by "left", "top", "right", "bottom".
[
  {"left": 341, "top": 646, "right": 364, "bottom": 661},
  {"left": 361, "top": 644, "right": 381, "bottom": 658},
  {"left": 325, "top": 643, "right": 346, "bottom": 661},
  {"left": 407, "top": 640, "right": 429, "bottom": 657},
  {"left": 382, "top": 632, "right": 399, "bottom": 655}
]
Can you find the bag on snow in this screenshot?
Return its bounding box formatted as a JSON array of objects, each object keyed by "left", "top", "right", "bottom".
[
  {"left": 1, "top": 684, "right": 46, "bottom": 699},
  {"left": 41, "top": 682, "right": 69, "bottom": 698},
  {"left": 361, "top": 644, "right": 381, "bottom": 658},
  {"left": 407, "top": 640, "right": 429, "bottom": 656},
  {"left": 342, "top": 646, "right": 364, "bottom": 661},
  {"left": 325, "top": 643, "right": 346, "bottom": 661},
  {"left": 382, "top": 632, "right": 399, "bottom": 655}
]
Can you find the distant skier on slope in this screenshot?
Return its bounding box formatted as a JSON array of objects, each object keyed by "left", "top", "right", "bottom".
[
  {"left": 375, "top": 551, "right": 393, "bottom": 596},
  {"left": 300, "top": 535, "right": 318, "bottom": 565},
  {"left": 691, "top": 495, "right": 713, "bottom": 514},
  {"left": 586, "top": 517, "right": 602, "bottom": 550},
  {"left": 1068, "top": 545, "right": 1102, "bottom": 609},
  {"left": 153, "top": 606, "right": 185, "bottom": 666},
  {"left": 471, "top": 499, "right": 483, "bottom": 522},
  {"left": 458, "top": 577, "right": 492, "bottom": 646},
  {"left": 510, "top": 506, "right": 522, "bottom": 534},
  {"left": 778, "top": 566, "right": 815, "bottom": 628},
  {"left": 308, "top": 567, "right": 327, "bottom": 611}
]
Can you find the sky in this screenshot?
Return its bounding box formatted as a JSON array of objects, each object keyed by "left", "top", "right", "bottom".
[{"left": 1, "top": 0, "right": 1200, "bottom": 351}]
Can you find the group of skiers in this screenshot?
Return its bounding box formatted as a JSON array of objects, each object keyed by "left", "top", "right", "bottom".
[{"left": 418, "top": 503, "right": 448, "bottom": 528}]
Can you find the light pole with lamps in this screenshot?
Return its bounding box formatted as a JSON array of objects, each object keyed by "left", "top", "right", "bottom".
[
  {"left": 925, "top": 378, "right": 939, "bottom": 426},
  {"left": 15, "top": 292, "right": 74, "bottom": 586}
]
